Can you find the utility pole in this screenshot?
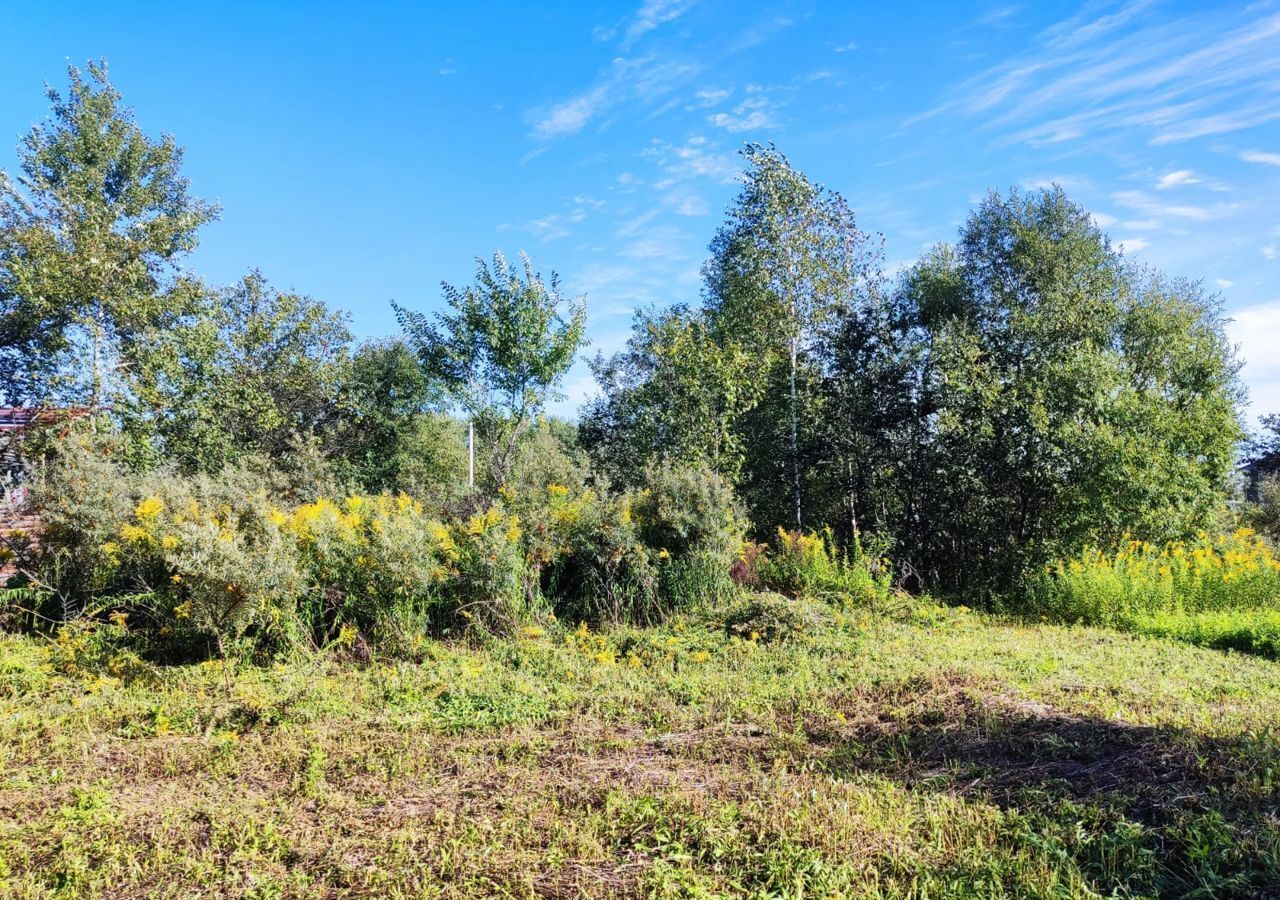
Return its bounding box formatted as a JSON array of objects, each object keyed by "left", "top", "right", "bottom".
[{"left": 467, "top": 420, "right": 475, "bottom": 489}]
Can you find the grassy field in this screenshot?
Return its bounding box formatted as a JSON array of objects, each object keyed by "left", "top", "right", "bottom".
[{"left": 3, "top": 598, "right": 1280, "bottom": 898}]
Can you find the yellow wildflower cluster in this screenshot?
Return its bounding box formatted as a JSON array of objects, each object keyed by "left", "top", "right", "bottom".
[
  {"left": 1046, "top": 528, "right": 1280, "bottom": 619},
  {"left": 560, "top": 621, "right": 713, "bottom": 670}
]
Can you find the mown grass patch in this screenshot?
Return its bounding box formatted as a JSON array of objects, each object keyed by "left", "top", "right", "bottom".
[{"left": 2, "top": 600, "right": 1280, "bottom": 896}]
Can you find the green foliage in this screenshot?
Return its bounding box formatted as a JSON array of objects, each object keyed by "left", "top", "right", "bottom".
[
  {"left": 1245, "top": 473, "right": 1280, "bottom": 542},
  {"left": 1025, "top": 529, "right": 1280, "bottom": 626},
  {"left": 24, "top": 433, "right": 304, "bottom": 657},
  {"left": 284, "top": 494, "right": 448, "bottom": 645},
  {"left": 121, "top": 270, "right": 353, "bottom": 472},
  {"left": 1129, "top": 609, "right": 1280, "bottom": 658},
  {"left": 755, "top": 527, "right": 894, "bottom": 603},
  {"left": 16, "top": 428, "right": 136, "bottom": 615},
  {"left": 703, "top": 143, "right": 882, "bottom": 530},
  {"left": 720, "top": 591, "right": 830, "bottom": 643},
  {"left": 505, "top": 416, "right": 592, "bottom": 498},
  {"left": 396, "top": 251, "right": 586, "bottom": 489},
  {"left": 444, "top": 505, "right": 528, "bottom": 636},
  {"left": 632, "top": 460, "right": 746, "bottom": 607},
  {"left": 581, "top": 306, "right": 762, "bottom": 485},
  {"left": 0, "top": 61, "right": 217, "bottom": 406},
  {"left": 536, "top": 486, "right": 660, "bottom": 626},
  {"left": 328, "top": 339, "right": 463, "bottom": 493},
  {"left": 905, "top": 189, "right": 1243, "bottom": 590}
]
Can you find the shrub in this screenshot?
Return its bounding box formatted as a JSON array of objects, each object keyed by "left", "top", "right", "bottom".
[
  {"left": 443, "top": 504, "right": 528, "bottom": 636},
  {"left": 152, "top": 490, "right": 304, "bottom": 658},
  {"left": 1246, "top": 473, "right": 1280, "bottom": 544},
  {"left": 19, "top": 429, "right": 137, "bottom": 618},
  {"left": 541, "top": 487, "right": 660, "bottom": 625},
  {"left": 721, "top": 591, "right": 831, "bottom": 643},
  {"left": 756, "top": 527, "right": 893, "bottom": 603},
  {"left": 1026, "top": 529, "right": 1280, "bottom": 628},
  {"left": 25, "top": 434, "right": 304, "bottom": 657},
  {"left": 632, "top": 461, "right": 747, "bottom": 609},
  {"left": 285, "top": 493, "right": 452, "bottom": 645}
]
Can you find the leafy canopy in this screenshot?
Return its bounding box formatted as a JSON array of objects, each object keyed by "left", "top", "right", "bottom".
[
  {"left": 395, "top": 251, "right": 586, "bottom": 488},
  {"left": 0, "top": 61, "right": 217, "bottom": 406}
]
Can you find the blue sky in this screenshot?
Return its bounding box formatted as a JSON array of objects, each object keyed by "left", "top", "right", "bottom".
[{"left": 2, "top": 1, "right": 1278, "bottom": 420}]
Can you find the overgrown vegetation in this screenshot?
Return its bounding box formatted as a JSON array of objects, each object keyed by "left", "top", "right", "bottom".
[{"left": 2, "top": 61, "right": 1280, "bottom": 894}]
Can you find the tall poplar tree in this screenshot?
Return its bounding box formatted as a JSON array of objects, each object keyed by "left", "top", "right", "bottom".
[{"left": 0, "top": 61, "right": 217, "bottom": 407}]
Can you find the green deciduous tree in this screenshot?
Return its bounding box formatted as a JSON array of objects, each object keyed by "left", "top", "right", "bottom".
[
  {"left": 906, "top": 187, "right": 1243, "bottom": 590},
  {"left": 704, "top": 143, "right": 882, "bottom": 528},
  {"left": 395, "top": 251, "right": 586, "bottom": 490},
  {"left": 580, "top": 305, "right": 762, "bottom": 487},
  {"left": 329, "top": 338, "right": 466, "bottom": 493},
  {"left": 122, "top": 271, "right": 352, "bottom": 472},
  {"left": 0, "top": 61, "right": 217, "bottom": 407}
]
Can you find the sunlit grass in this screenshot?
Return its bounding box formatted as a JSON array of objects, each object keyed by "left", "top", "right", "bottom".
[{"left": 3, "top": 598, "right": 1280, "bottom": 896}]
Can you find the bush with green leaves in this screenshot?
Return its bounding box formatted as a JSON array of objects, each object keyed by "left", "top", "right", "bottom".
[
  {"left": 442, "top": 505, "right": 528, "bottom": 636},
  {"left": 531, "top": 485, "right": 659, "bottom": 625},
  {"left": 756, "top": 527, "right": 894, "bottom": 603},
  {"left": 1246, "top": 473, "right": 1280, "bottom": 545},
  {"left": 631, "top": 461, "right": 747, "bottom": 608},
  {"left": 1024, "top": 529, "right": 1280, "bottom": 627},
  {"left": 283, "top": 493, "right": 451, "bottom": 646},
  {"left": 721, "top": 591, "right": 831, "bottom": 643}
]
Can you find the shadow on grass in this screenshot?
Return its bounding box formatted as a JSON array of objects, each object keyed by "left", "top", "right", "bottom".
[{"left": 802, "top": 673, "right": 1280, "bottom": 896}]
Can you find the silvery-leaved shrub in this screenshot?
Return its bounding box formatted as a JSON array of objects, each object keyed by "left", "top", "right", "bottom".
[
  {"left": 631, "top": 461, "right": 747, "bottom": 609},
  {"left": 28, "top": 431, "right": 305, "bottom": 658}
]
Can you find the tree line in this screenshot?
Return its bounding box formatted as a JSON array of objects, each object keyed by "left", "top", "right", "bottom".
[{"left": 0, "top": 63, "right": 1258, "bottom": 601}]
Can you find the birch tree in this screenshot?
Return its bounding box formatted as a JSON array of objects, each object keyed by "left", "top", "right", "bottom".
[{"left": 704, "top": 144, "right": 880, "bottom": 529}]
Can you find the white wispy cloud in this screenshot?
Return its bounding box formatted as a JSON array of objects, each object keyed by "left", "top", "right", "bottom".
[
  {"left": 526, "top": 195, "right": 609, "bottom": 241},
  {"left": 1242, "top": 149, "right": 1280, "bottom": 166},
  {"left": 1265, "top": 243, "right": 1278, "bottom": 260},
  {"left": 907, "top": 4, "right": 1280, "bottom": 151},
  {"left": 693, "top": 87, "right": 731, "bottom": 106},
  {"left": 1216, "top": 278, "right": 1235, "bottom": 289},
  {"left": 643, "top": 135, "right": 740, "bottom": 185},
  {"left": 707, "top": 90, "right": 779, "bottom": 133},
  {"left": 833, "top": 40, "right": 859, "bottom": 53},
  {"left": 528, "top": 56, "right": 698, "bottom": 140},
  {"left": 1116, "top": 236, "right": 1151, "bottom": 253},
  {"left": 1111, "top": 189, "right": 1237, "bottom": 222},
  {"left": 622, "top": 0, "right": 695, "bottom": 48},
  {"left": 531, "top": 83, "right": 612, "bottom": 139},
  {"left": 1227, "top": 300, "right": 1280, "bottom": 415},
  {"left": 1156, "top": 169, "right": 1200, "bottom": 189}
]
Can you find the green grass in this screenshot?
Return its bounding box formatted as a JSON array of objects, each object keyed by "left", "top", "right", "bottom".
[{"left": 3, "top": 598, "right": 1280, "bottom": 897}]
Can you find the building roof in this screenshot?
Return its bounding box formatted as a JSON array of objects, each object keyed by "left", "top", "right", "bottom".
[{"left": 0, "top": 407, "right": 96, "bottom": 432}]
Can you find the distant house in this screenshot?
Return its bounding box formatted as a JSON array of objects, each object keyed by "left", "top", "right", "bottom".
[
  {"left": 0, "top": 407, "right": 96, "bottom": 571},
  {"left": 1240, "top": 458, "right": 1280, "bottom": 504}
]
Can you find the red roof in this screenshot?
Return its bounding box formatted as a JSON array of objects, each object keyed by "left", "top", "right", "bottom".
[{"left": 0, "top": 407, "right": 96, "bottom": 432}]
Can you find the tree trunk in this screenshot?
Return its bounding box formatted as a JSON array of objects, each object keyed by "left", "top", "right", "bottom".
[
  {"left": 90, "top": 301, "right": 104, "bottom": 410},
  {"left": 790, "top": 334, "right": 801, "bottom": 530}
]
